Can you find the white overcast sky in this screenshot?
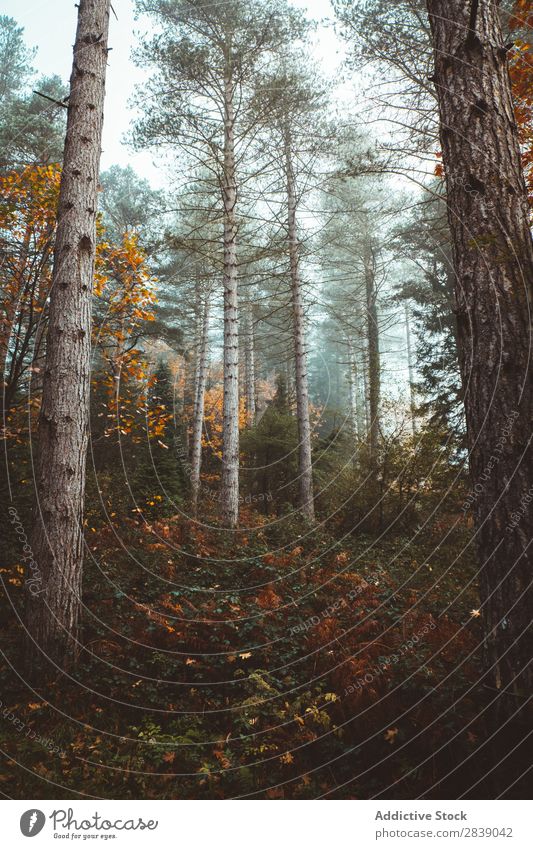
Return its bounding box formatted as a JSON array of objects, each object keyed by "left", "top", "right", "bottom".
[
  {"left": 4, "top": 0, "right": 345, "bottom": 186},
  {"left": 3, "top": 0, "right": 413, "bottom": 393}
]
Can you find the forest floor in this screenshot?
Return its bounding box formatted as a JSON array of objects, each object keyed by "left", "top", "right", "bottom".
[{"left": 0, "top": 507, "right": 530, "bottom": 799}]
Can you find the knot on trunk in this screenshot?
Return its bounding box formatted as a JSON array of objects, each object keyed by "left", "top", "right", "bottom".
[
  {"left": 79, "top": 235, "right": 92, "bottom": 252},
  {"left": 464, "top": 175, "right": 486, "bottom": 196}
]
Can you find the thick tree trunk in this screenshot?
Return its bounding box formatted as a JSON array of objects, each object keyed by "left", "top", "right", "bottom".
[
  {"left": 190, "top": 292, "right": 209, "bottom": 515},
  {"left": 25, "top": 0, "right": 110, "bottom": 676},
  {"left": 285, "top": 137, "right": 315, "bottom": 522},
  {"left": 427, "top": 0, "right": 533, "bottom": 697},
  {"left": 221, "top": 73, "right": 239, "bottom": 527},
  {"left": 365, "top": 244, "right": 381, "bottom": 466},
  {"left": 244, "top": 301, "right": 256, "bottom": 426}
]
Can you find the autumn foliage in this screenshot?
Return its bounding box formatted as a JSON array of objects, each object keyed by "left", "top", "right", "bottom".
[
  {"left": 0, "top": 165, "right": 60, "bottom": 434},
  {"left": 508, "top": 0, "right": 533, "bottom": 211},
  {"left": 0, "top": 163, "right": 157, "bottom": 444}
]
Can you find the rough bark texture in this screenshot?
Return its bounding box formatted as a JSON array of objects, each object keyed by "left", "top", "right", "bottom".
[
  {"left": 427, "top": 0, "right": 533, "bottom": 697},
  {"left": 365, "top": 244, "right": 381, "bottom": 466},
  {"left": 244, "top": 301, "right": 256, "bottom": 426},
  {"left": 285, "top": 137, "right": 315, "bottom": 522},
  {"left": 25, "top": 0, "right": 110, "bottom": 675},
  {"left": 221, "top": 72, "right": 240, "bottom": 527},
  {"left": 190, "top": 292, "right": 209, "bottom": 515}
]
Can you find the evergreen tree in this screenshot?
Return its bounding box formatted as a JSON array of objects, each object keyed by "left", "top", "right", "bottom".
[{"left": 132, "top": 360, "right": 187, "bottom": 513}]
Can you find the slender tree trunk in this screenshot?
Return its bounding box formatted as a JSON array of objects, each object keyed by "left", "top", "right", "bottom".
[
  {"left": 192, "top": 280, "right": 201, "bottom": 400},
  {"left": 221, "top": 72, "right": 239, "bottom": 527},
  {"left": 31, "top": 315, "right": 46, "bottom": 399},
  {"left": 347, "top": 337, "right": 360, "bottom": 438},
  {"left": 25, "top": 0, "right": 110, "bottom": 676},
  {"left": 186, "top": 278, "right": 203, "bottom": 463},
  {"left": 190, "top": 292, "right": 209, "bottom": 515},
  {"left": 364, "top": 244, "right": 380, "bottom": 467},
  {"left": 362, "top": 350, "right": 369, "bottom": 435},
  {"left": 285, "top": 135, "right": 315, "bottom": 521},
  {"left": 354, "top": 301, "right": 367, "bottom": 438},
  {"left": 404, "top": 303, "right": 417, "bottom": 438},
  {"left": 285, "top": 356, "right": 294, "bottom": 410},
  {"left": 1, "top": 223, "right": 32, "bottom": 421},
  {"left": 244, "top": 301, "right": 256, "bottom": 426},
  {"left": 427, "top": 0, "right": 533, "bottom": 697}
]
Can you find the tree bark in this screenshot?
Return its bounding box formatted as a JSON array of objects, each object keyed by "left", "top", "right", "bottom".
[
  {"left": 404, "top": 302, "right": 417, "bottom": 438},
  {"left": 427, "top": 0, "right": 533, "bottom": 697},
  {"left": 362, "top": 353, "right": 370, "bottom": 436},
  {"left": 285, "top": 135, "right": 315, "bottom": 522},
  {"left": 220, "top": 71, "right": 240, "bottom": 527},
  {"left": 186, "top": 277, "right": 203, "bottom": 462},
  {"left": 25, "top": 0, "right": 110, "bottom": 676},
  {"left": 244, "top": 301, "right": 256, "bottom": 426},
  {"left": 364, "top": 243, "right": 381, "bottom": 467},
  {"left": 190, "top": 290, "right": 209, "bottom": 515},
  {"left": 31, "top": 313, "right": 46, "bottom": 399},
  {"left": 347, "top": 337, "right": 360, "bottom": 439}
]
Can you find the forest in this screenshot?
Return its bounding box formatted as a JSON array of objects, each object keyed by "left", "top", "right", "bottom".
[{"left": 0, "top": 0, "right": 532, "bottom": 800}]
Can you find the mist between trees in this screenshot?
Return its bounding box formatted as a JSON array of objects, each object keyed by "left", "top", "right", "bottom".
[{"left": 0, "top": 0, "right": 531, "bottom": 801}]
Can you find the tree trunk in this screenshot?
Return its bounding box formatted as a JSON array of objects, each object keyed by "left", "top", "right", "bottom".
[
  {"left": 0, "top": 222, "right": 32, "bottom": 422},
  {"left": 186, "top": 277, "right": 203, "bottom": 462},
  {"left": 25, "top": 0, "right": 110, "bottom": 676},
  {"left": 221, "top": 72, "right": 240, "bottom": 527},
  {"left": 427, "top": 0, "right": 533, "bottom": 697},
  {"left": 244, "top": 301, "right": 256, "bottom": 426},
  {"left": 347, "top": 337, "right": 360, "bottom": 439},
  {"left": 404, "top": 302, "right": 417, "bottom": 438},
  {"left": 365, "top": 244, "right": 381, "bottom": 467},
  {"left": 31, "top": 314, "right": 46, "bottom": 399},
  {"left": 362, "top": 349, "right": 369, "bottom": 435},
  {"left": 285, "top": 135, "right": 315, "bottom": 522},
  {"left": 285, "top": 356, "right": 294, "bottom": 410},
  {"left": 191, "top": 280, "right": 201, "bottom": 401},
  {"left": 190, "top": 291, "right": 209, "bottom": 515},
  {"left": 354, "top": 300, "right": 368, "bottom": 438}
]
